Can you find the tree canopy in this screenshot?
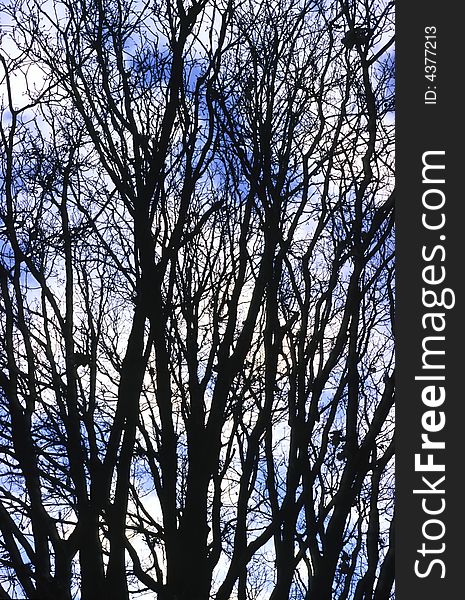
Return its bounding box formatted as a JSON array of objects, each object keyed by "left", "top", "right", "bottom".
[{"left": 0, "top": 0, "right": 394, "bottom": 598}]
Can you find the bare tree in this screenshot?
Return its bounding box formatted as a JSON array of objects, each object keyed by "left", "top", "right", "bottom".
[{"left": 0, "top": 0, "right": 394, "bottom": 598}]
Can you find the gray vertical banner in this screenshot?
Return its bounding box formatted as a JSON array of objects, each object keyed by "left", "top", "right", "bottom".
[{"left": 397, "top": 2, "right": 462, "bottom": 598}]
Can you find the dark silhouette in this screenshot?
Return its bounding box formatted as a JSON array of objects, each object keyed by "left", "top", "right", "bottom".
[{"left": 0, "top": 0, "right": 394, "bottom": 598}]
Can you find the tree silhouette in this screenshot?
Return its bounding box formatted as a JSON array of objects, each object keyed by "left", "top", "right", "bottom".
[{"left": 0, "top": 0, "right": 394, "bottom": 598}]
